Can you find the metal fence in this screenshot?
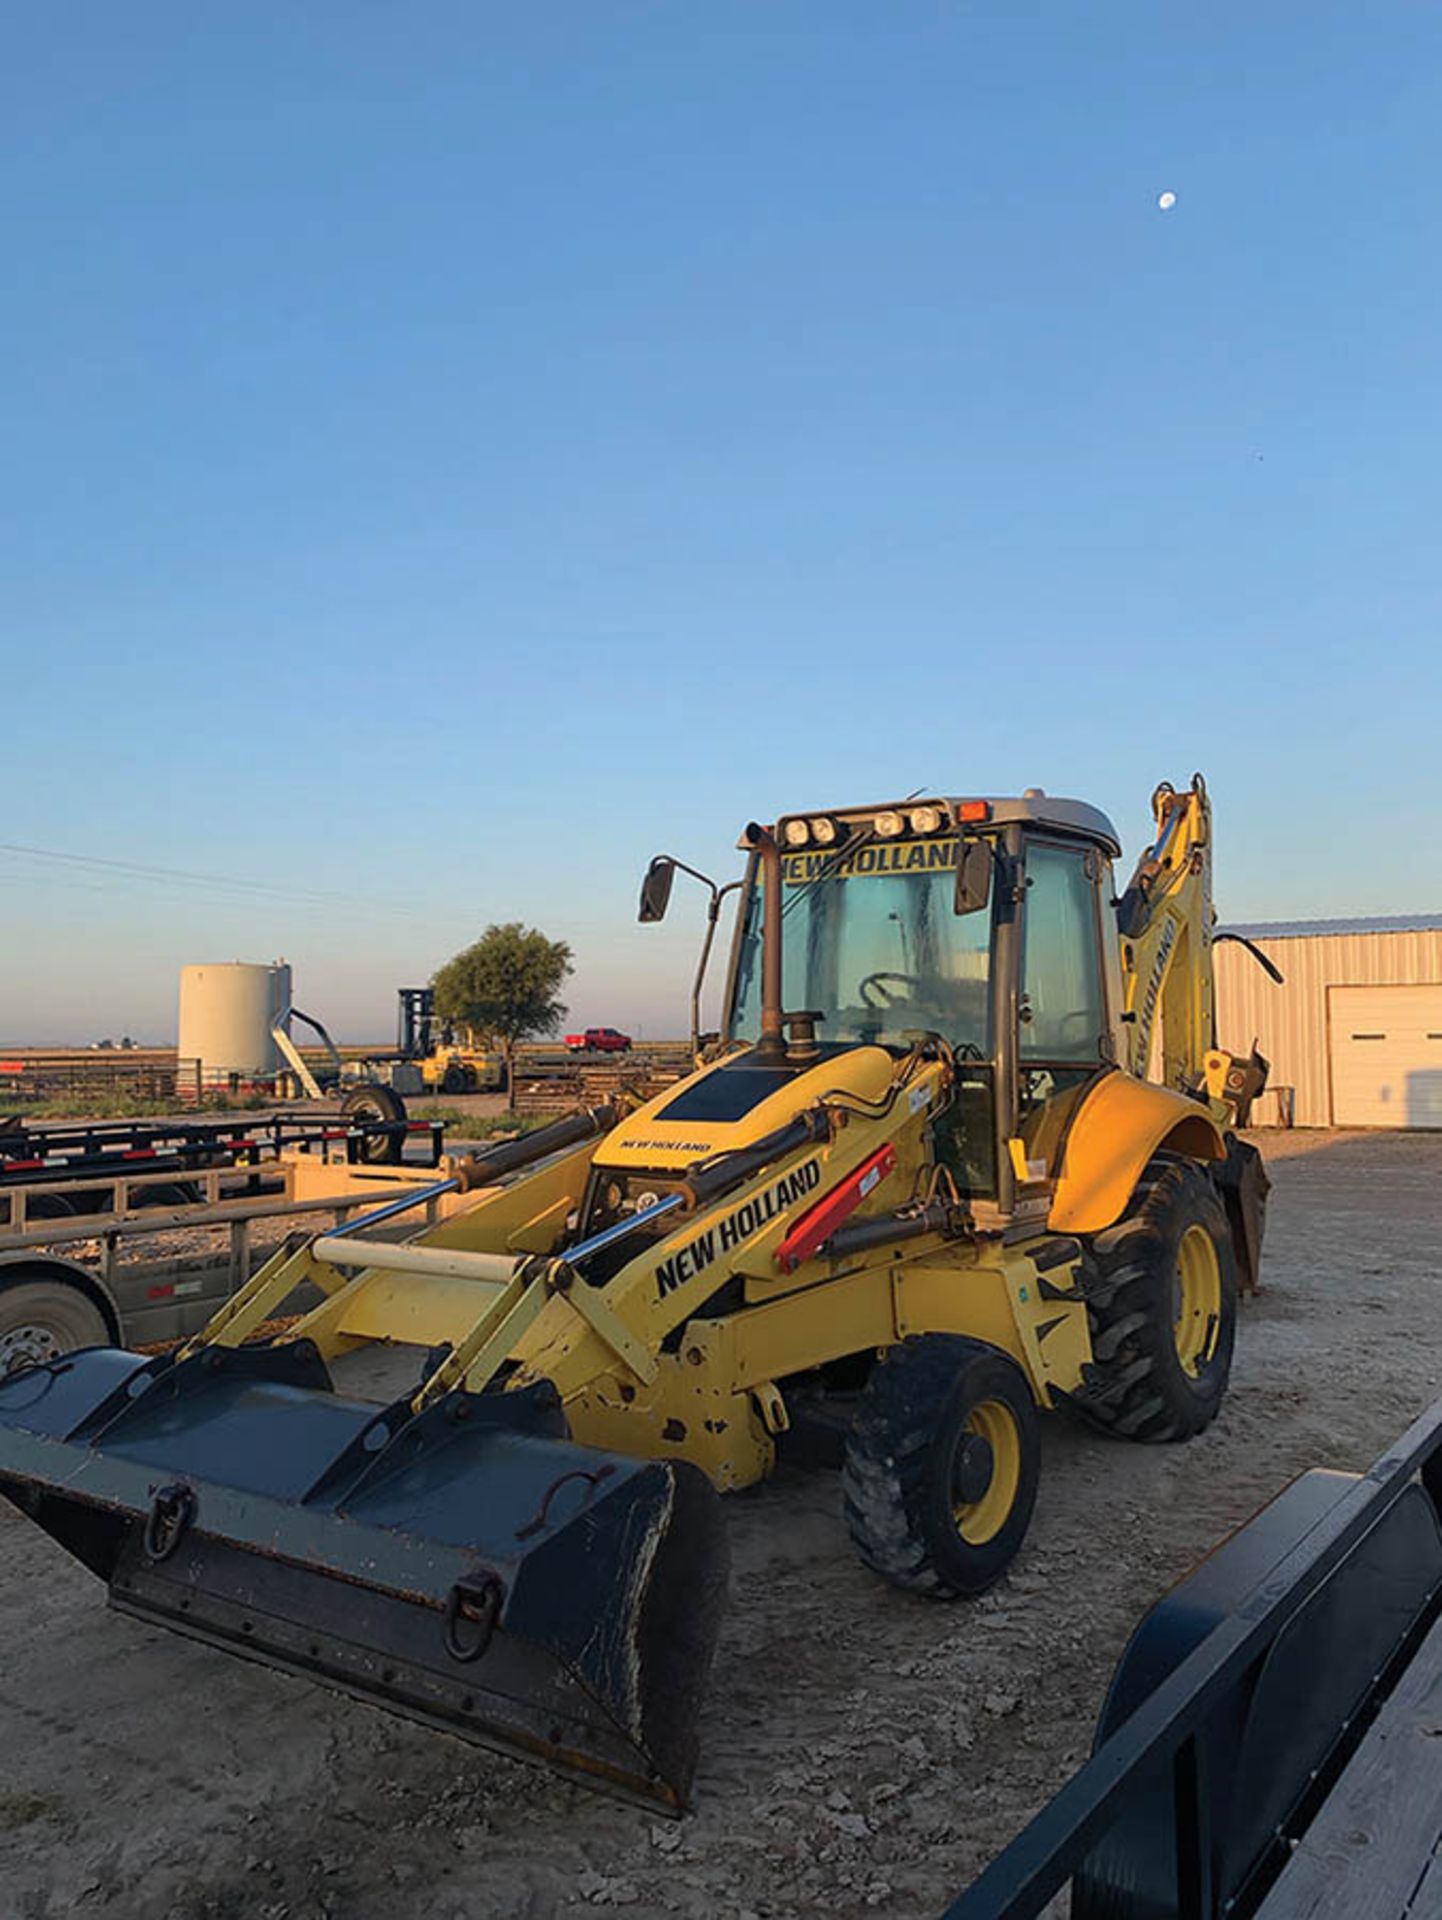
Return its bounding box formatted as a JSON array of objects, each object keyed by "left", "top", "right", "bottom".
[{"left": 0, "top": 1052, "right": 203, "bottom": 1106}]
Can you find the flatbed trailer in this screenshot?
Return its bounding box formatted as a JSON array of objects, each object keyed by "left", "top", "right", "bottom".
[
  {"left": 0, "top": 1111, "right": 444, "bottom": 1220},
  {"left": 0, "top": 1145, "right": 466, "bottom": 1362},
  {"left": 944, "top": 1394, "right": 1442, "bottom": 1920}
]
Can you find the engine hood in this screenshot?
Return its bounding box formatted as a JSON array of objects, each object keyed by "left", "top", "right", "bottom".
[{"left": 596, "top": 1043, "right": 897, "bottom": 1173}]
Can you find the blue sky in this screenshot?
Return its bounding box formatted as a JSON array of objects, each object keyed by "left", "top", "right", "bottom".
[{"left": 4, "top": 3, "right": 1440, "bottom": 1042}]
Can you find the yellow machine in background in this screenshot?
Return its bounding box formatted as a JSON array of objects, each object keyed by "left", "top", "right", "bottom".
[
  {"left": 0, "top": 775, "right": 1273, "bottom": 1811},
  {"left": 418, "top": 1039, "right": 506, "bottom": 1095},
  {"left": 394, "top": 988, "right": 507, "bottom": 1093}
]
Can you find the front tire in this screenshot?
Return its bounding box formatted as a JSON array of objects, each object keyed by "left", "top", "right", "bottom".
[
  {"left": 842, "top": 1336, "right": 1040, "bottom": 1597},
  {"left": 1074, "top": 1153, "right": 1237, "bottom": 1442}
]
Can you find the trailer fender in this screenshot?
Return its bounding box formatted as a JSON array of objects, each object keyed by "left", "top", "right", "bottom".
[
  {"left": 0, "top": 1253, "right": 123, "bottom": 1345},
  {"left": 1048, "top": 1072, "right": 1225, "bottom": 1236}
]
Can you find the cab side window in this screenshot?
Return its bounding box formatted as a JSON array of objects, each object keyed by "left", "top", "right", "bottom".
[{"left": 1021, "top": 843, "right": 1106, "bottom": 1063}]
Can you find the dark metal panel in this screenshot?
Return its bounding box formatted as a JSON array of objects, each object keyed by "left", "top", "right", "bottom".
[
  {"left": 656, "top": 1060, "right": 808, "bottom": 1123},
  {"left": 941, "top": 1393, "right": 1442, "bottom": 1920}
]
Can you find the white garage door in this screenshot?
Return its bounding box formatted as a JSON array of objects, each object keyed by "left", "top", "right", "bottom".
[{"left": 1329, "top": 984, "right": 1442, "bottom": 1127}]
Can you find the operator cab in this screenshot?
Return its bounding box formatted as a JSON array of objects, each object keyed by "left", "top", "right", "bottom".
[{"left": 722, "top": 794, "right": 1124, "bottom": 1209}]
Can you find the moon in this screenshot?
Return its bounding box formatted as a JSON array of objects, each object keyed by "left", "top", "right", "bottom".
[{"left": 1158, "top": 191, "right": 1177, "bottom": 211}]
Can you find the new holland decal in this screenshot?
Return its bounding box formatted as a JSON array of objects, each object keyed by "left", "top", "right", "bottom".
[
  {"left": 655, "top": 1158, "right": 823, "bottom": 1300},
  {"left": 1135, "top": 916, "right": 1177, "bottom": 1068},
  {"left": 781, "top": 838, "right": 958, "bottom": 886}
]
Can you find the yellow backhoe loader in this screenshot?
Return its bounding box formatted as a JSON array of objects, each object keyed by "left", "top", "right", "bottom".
[{"left": 0, "top": 776, "right": 1273, "bottom": 1811}]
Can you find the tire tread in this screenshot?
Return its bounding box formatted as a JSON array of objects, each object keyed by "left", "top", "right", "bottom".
[
  {"left": 1071, "top": 1153, "right": 1237, "bottom": 1444},
  {"left": 842, "top": 1335, "right": 1038, "bottom": 1598}
]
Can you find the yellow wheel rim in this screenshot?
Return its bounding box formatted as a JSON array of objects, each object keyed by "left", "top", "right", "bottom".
[
  {"left": 1174, "top": 1224, "right": 1222, "bottom": 1376},
  {"left": 952, "top": 1399, "right": 1022, "bottom": 1546}
]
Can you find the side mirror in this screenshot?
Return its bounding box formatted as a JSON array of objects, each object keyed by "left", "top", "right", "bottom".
[
  {"left": 954, "top": 837, "right": 993, "bottom": 916},
  {"left": 638, "top": 856, "right": 676, "bottom": 923}
]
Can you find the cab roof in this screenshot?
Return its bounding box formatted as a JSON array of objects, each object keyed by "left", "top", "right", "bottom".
[
  {"left": 768, "top": 793, "right": 1122, "bottom": 859},
  {"left": 967, "top": 794, "right": 1121, "bottom": 857}
]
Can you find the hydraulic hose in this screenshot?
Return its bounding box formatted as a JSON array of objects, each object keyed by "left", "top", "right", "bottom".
[
  {"left": 823, "top": 1198, "right": 964, "bottom": 1260},
  {"left": 681, "top": 1108, "right": 831, "bottom": 1210},
  {"left": 452, "top": 1104, "right": 617, "bottom": 1192}
]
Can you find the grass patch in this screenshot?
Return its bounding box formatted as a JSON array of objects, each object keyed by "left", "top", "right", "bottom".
[
  {"left": 0, "top": 1790, "right": 62, "bottom": 1830},
  {"left": 6, "top": 1092, "right": 271, "bottom": 1122},
  {"left": 12, "top": 1096, "right": 545, "bottom": 1134},
  {"left": 411, "top": 1104, "right": 544, "bottom": 1139}
]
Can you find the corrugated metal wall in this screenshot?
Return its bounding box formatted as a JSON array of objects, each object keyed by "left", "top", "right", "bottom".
[{"left": 1214, "top": 930, "right": 1442, "bottom": 1126}]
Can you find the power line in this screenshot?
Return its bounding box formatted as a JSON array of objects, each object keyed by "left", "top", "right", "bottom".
[
  {"left": 0, "top": 841, "right": 430, "bottom": 918},
  {"left": 0, "top": 840, "right": 380, "bottom": 904}
]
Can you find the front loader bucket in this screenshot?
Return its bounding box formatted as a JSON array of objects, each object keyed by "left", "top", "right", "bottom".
[{"left": 0, "top": 1343, "right": 728, "bottom": 1810}]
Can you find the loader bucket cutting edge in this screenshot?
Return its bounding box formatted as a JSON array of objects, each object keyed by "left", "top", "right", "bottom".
[{"left": 0, "top": 1345, "right": 729, "bottom": 1811}]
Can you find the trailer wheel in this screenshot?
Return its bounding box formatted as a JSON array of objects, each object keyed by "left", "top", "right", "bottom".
[
  {"left": 341, "top": 1086, "right": 407, "bottom": 1164},
  {"left": 842, "top": 1335, "right": 1040, "bottom": 1598},
  {"left": 22, "top": 1192, "right": 77, "bottom": 1222},
  {"left": 129, "top": 1181, "right": 202, "bottom": 1210},
  {"left": 0, "top": 1278, "right": 110, "bottom": 1378},
  {"left": 1073, "top": 1153, "right": 1237, "bottom": 1442}
]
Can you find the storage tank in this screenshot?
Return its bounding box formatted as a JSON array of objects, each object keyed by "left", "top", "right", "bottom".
[{"left": 178, "top": 962, "right": 292, "bottom": 1089}]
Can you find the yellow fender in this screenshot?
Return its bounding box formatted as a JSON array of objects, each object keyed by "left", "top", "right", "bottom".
[{"left": 1048, "top": 1070, "right": 1224, "bottom": 1235}]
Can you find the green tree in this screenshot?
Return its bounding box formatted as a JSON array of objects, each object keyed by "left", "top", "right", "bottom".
[{"left": 431, "top": 923, "right": 573, "bottom": 1110}]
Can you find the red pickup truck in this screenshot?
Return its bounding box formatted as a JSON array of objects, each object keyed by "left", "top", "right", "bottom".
[{"left": 564, "top": 1027, "right": 632, "bottom": 1053}]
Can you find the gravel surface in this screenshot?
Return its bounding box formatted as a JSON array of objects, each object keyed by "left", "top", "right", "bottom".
[{"left": 1, "top": 1129, "right": 1439, "bottom": 1920}]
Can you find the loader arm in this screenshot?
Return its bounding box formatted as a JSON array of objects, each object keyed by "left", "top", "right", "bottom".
[{"left": 276, "top": 1045, "right": 951, "bottom": 1436}]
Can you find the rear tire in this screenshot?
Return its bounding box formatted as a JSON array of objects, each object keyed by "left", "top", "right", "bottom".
[
  {"left": 341, "top": 1085, "right": 406, "bottom": 1164},
  {"left": 0, "top": 1278, "right": 110, "bottom": 1378},
  {"left": 842, "top": 1336, "right": 1040, "bottom": 1597},
  {"left": 1074, "top": 1153, "right": 1237, "bottom": 1442}
]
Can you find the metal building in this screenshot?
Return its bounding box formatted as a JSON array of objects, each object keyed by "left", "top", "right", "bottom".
[{"left": 1214, "top": 916, "right": 1442, "bottom": 1129}]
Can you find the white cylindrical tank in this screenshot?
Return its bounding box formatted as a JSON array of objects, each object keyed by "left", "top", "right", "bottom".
[{"left": 178, "top": 961, "right": 293, "bottom": 1087}]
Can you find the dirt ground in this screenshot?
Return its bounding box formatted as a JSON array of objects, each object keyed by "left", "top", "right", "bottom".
[{"left": 2, "top": 1129, "right": 1440, "bottom": 1920}]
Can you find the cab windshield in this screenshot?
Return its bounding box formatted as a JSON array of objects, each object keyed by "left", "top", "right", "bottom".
[{"left": 729, "top": 837, "right": 994, "bottom": 1055}]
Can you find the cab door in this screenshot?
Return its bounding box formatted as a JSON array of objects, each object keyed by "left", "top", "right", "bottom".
[{"left": 1015, "top": 838, "right": 1111, "bottom": 1180}]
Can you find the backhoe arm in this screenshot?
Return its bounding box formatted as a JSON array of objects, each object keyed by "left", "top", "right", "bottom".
[
  {"left": 1115, "top": 774, "right": 1270, "bottom": 1125},
  {"left": 1115, "top": 776, "right": 1216, "bottom": 1094}
]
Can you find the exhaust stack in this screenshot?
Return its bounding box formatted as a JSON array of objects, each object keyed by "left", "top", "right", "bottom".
[{"left": 741, "top": 821, "right": 786, "bottom": 1062}]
